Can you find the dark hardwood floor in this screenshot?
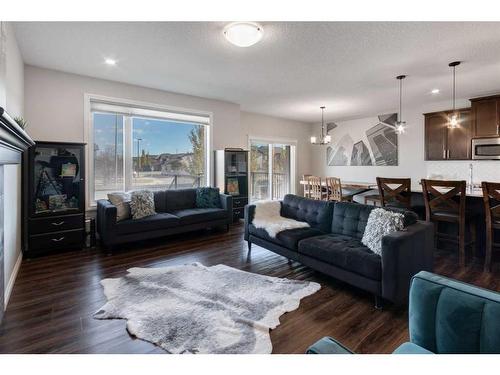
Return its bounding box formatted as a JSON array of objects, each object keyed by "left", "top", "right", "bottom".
[{"left": 0, "top": 223, "right": 498, "bottom": 354}]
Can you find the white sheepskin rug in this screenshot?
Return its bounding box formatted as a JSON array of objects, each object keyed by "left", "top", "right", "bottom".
[
  {"left": 94, "top": 262, "right": 320, "bottom": 354},
  {"left": 252, "top": 200, "right": 310, "bottom": 238}
]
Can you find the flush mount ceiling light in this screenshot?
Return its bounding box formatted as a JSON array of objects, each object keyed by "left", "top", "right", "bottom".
[
  {"left": 311, "top": 106, "right": 331, "bottom": 145},
  {"left": 431, "top": 88, "right": 440, "bottom": 94},
  {"left": 223, "top": 22, "right": 263, "bottom": 47},
  {"left": 448, "top": 61, "right": 461, "bottom": 129},
  {"left": 105, "top": 58, "right": 117, "bottom": 66},
  {"left": 395, "top": 75, "right": 407, "bottom": 135}
]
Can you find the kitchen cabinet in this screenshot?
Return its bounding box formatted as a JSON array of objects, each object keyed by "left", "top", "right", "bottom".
[
  {"left": 471, "top": 95, "right": 500, "bottom": 137},
  {"left": 424, "top": 108, "right": 471, "bottom": 160}
]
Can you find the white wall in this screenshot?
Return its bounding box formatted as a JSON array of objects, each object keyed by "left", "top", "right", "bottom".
[
  {"left": 1, "top": 22, "right": 24, "bottom": 307},
  {"left": 311, "top": 98, "right": 500, "bottom": 187},
  {"left": 241, "top": 111, "right": 312, "bottom": 194},
  {"left": 25, "top": 66, "right": 243, "bottom": 148}
]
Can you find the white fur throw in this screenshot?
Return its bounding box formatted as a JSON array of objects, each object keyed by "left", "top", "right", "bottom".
[
  {"left": 361, "top": 208, "right": 405, "bottom": 255},
  {"left": 252, "top": 200, "right": 310, "bottom": 238}
]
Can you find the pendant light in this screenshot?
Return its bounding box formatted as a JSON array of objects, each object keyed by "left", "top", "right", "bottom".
[
  {"left": 395, "top": 75, "right": 407, "bottom": 135},
  {"left": 311, "top": 106, "right": 331, "bottom": 145},
  {"left": 448, "top": 61, "right": 461, "bottom": 129}
]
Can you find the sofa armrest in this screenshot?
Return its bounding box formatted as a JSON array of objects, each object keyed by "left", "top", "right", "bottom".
[
  {"left": 219, "top": 193, "right": 233, "bottom": 222},
  {"left": 244, "top": 204, "right": 256, "bottom": 241},
  {"left": 306, "top": 336, "right": 355, "bottom": 354},
  {"left": 381, "top": 221, "right": 434, "bottom": 305},
  {"left": 96, "top": 199, "right": 118, "bottom": 246}
]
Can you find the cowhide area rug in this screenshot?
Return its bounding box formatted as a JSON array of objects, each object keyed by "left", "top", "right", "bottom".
[{"left": 94, "top": 262, "right": 320, "bottom": 354}]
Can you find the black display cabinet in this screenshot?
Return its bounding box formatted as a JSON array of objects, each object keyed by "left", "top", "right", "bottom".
[
  {"left": 214, "top": 149, "right": 249, "bottom": 222},
  {"left": 23, "top": 141, "right": 86, "bottom": 256}
]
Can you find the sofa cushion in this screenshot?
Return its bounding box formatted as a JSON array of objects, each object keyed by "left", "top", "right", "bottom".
[
  {"left": 114, "top": 213, "right": 179, "bottom": 235},
  {"left": 331, "top": 202, "right": 418, "bottom": 239},
  {"left": 153, "top": 190, "right": 168, "bottom": 212},
  {"left": 165, "top": 188, "right": 197, "bottom": 211},
  {"left": 196, "top": 187, "right": 222, "bottom": 208},
  {"left": 249, "top": 224, "right": 323, "bottom": 250},
  {"left": 170, "top": 208, "right": 227, "bottom": 225},
  {"left": 298, "top": 234, "right": 382, "bottom": 280},
  {"left": 281, "top": 194, "right": 334, "bottom": 232}
]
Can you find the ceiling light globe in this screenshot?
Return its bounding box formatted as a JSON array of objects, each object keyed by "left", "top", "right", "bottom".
[
  {"left": 310, "top": 136, "right": 317, "bottom": 144},
  {"left": 224, "top": 22, "right": 263, "bottom": 47}
]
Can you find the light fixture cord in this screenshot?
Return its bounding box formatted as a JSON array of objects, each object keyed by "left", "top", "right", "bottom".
[
  {"left": 452, "top": 65, "right": 456, "bottom": 111},
  {"left": 321, "top": 107, "right": 325, "bottom": 140},
  {"left": 399, "top": 78, "right": 403, "bottom": 121}
]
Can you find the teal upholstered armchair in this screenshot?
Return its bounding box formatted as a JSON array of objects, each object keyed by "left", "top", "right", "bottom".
[{"left": 307, "top": 271, "right": 500, "bottom": 354}]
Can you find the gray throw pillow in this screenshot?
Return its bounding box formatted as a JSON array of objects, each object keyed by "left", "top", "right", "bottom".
[
  {"left": 107, "top": 192, "right": 131, "bottom": 222},
  {"left": 361, "top": 208, "right": 405, "bottom": 255},
  {"left": 130, "top": 190, "right": 156, "bottom": 220}
]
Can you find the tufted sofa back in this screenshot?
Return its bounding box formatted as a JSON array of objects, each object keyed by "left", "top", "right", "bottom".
[
  {"left": 409, "top": 271, "right": 500, "bottom": 353},
  {"left": 331, "top": 202, "right": 419, "bottom": 239},
  {"left": 281, "top": 194, "right": 334, "bottom": 233}
]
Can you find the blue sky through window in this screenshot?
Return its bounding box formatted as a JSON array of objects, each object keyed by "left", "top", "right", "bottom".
[{"left": 93, "top": 113, "right": 203, "bottom": 155}]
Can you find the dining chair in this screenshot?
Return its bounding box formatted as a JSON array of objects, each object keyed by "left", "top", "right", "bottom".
[
  {"left": 307, "top": 176, "right": 324, "bottom": 200},
  {"left": 421, "top": 179, "right": 476, "bottom": 267},
  {"left": 325, "top": 177, "right": 350, "bottom": 202},
  {"left": 481, "top": 182, "right": 500, "bottom": 272},
  {"left": 302, "top": 174, "right": 312, "bottom": 198},
  {"left": 376, "top": 177, "right": 412, "bottom": 209}
]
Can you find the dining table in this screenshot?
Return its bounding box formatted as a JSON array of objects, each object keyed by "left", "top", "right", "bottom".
[{"left": 299, "top": 179, "right": 377, "bottom": 190}]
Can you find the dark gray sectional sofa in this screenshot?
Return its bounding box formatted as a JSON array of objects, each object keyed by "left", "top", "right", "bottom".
[
  {"left": 97, "top": 188, "right": 233, "bottom": 250},
  {"left": 244, "top": 194, "right": 434, "bottom": 306}
]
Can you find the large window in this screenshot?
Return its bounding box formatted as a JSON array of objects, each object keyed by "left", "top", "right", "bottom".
[{"left": 90, "top": 99, "right": 210, "bottom": 204}]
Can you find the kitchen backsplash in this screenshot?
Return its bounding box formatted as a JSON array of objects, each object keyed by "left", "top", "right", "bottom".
[{"left": 426, "top": 161, "right": 500, "bottom": 184}]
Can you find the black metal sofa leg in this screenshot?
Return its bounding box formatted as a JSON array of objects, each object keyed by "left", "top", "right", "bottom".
[{"left": 374, "top": 295, "right": 384, "bottom": 310}]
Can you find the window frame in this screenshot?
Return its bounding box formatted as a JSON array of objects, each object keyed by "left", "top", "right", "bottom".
[
  {"left": 84, "top": 94, "right": 213, "bottom": 210},
  {"left": 247, "top": 135, "right": 297, "bottom": 201}
]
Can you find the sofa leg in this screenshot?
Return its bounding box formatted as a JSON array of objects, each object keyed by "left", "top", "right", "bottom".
[
  {"left": 287, "top": 259, "right": 293, "bottom": 265},
  {"left": 374, "top": 295, "right": 383, "bottom": 310},
  {"left": 226, "top": 224, "right": 230, "bottom": 232}
]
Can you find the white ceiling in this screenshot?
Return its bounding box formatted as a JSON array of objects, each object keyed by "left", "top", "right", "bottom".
[{"left": 13, "top": 22, "right": 500, "bottom": 123}]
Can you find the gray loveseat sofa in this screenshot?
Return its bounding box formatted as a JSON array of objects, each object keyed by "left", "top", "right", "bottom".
[
  {"left": 97, "top": 188, "right": 232, "bottom": 250},
  {"left": 244, "top": 194, "right": 434, "bottom": 306}
]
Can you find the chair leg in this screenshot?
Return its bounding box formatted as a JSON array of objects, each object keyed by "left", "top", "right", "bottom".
[
  {"left": 459, "top": 221, "right": 466, "bottom": 268},
  {"left": 485, "top": 229, "right": 493, "bottom": 273},
  {"left": 247, "top": 241, "right": 252, "bottom": 252},
  {"left": 469, "top": 219, "right": 477, "bottom": 255}
]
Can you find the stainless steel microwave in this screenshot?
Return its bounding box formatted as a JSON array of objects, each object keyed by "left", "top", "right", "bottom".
[{"left": 472, "top": 137, "right": 500, "bottom": 160}]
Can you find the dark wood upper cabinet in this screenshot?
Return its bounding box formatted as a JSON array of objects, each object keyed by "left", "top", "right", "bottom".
[
  {"left": 424, "top": 108, "right": 471, "bottom": 160},
  {"left": 471, "top": 95, "right": 500, "bottom": 137}
]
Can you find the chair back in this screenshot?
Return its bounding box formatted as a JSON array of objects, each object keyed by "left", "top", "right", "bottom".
[
  {"left": 420, "top": 179, "right": 466, "bottom": 221},
  {"left": 325, "top": 177, "right": 342, "bottom": 201},
  {"left": 482, "top": 181, "right": 500, "bottom": 228},
  {"left": 307, "top": 176, "right": 323, "bottom": 200},
  {"left": 376, "top": 177, "right": 411, "bottom": 208},
  {"left": 409, "top": 271, "right": 500, "bottom": 353},
  {"left": 303, "top": 174, "right": 312, "bottom": 198}
]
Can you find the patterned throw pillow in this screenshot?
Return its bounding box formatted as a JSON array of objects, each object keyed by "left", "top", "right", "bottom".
[
  {"left": 361, "top": 208, "right": 405, "bottom": 255},
  {"left": 107, "top": 192, "right": 131, "bottom": 222},
  {"left": 196, "top": 187, "right": 221, "bottom": 208},
  {"left": 130, "top": 190, "right": 156, "bottom": 220}
]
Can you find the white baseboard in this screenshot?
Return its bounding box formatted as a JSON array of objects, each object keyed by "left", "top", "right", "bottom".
[{"left": 4, "top": 251, "right": 23, "bottom": 310}]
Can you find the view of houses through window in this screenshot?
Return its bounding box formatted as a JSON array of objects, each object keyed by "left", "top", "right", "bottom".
[{"left": 92, "top": 109, "right": 208, "bottom": 203}]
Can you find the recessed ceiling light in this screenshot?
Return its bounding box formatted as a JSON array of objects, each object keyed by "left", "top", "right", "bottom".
[
  {"left": 223, "top": 22, "right": 263, "bottom": 47},
  {"left": 105, "top": 58, "right": 117, "bottom": 66},
  {"left": 431, "top": 89, "right": 440, "bottom": 94}
]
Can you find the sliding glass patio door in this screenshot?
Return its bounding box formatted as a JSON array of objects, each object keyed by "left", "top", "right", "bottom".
[{"left": 249, "top": 139, "right": 294, "bottom": 201}]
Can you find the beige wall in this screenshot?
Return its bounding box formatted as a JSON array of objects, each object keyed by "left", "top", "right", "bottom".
[
  {"left": 2, "top": 22, "right": 24, "bottom": 307},
  {"left": 240, "top": 111, "right": 312, "bottom": 194},
  {"left": 25, "top": 66, "right": 243, "bottom": 149}
]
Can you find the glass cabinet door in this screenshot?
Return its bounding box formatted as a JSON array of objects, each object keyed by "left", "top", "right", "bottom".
[{"left": 32, "top": 145, "right": 83, "bottom": 215}]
